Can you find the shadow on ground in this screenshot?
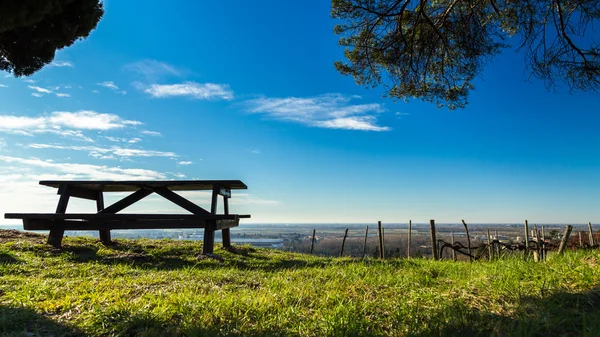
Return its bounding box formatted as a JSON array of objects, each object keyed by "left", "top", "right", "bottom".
[
  {"left": 410, "top": 287, "right": 600, "bottom": 336},
  {"left": 0, "top": 305, "right": 83, "bottom": 337}
]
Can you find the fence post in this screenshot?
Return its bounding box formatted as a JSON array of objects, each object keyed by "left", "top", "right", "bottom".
[
  {"left": 579, "top": 231, "right": 583, "bottom": 248},
  {"left": 557, "top": 225, "right": 573, "bottom": 255},
  {"left": 340, "top": 228, "right": 349, "bottom": 257},
  {"left": 487, "top": 229, "right": 493, "bottom": 261},
  {"left": 534, "top": 229, "right": 541, "bottom": 262},
  {"left": 524, "top": 220, "right": 530, "bottom": 260},
  {"left": 588, "top": 222, "right": 595, "bottom": 246},
  {"left": 310, "top": 229, "right": 316, "bottom": 255},
  {"left": 451, "top": 231, "right": 456, "bottom": 261},
  {"left": 407, "top": 220, "right": 412, "bottom": 259},
  {"left": 378, "top": 221, "right": 384, "bottom": 259},
  {"left": 494, "top": 230, "right": 500, "bottom": 257},
  {"left": 461, "top": 220, "right": 472, "bottom": 262},
  {"left": 541, "top": 225, "right": 546, "bottom": 261},
  {"left": 362, "top": 226, "right": 369, "bottom": 259},
  {"left": 429, "top": 219, "right": 438, "bottom": 260},
  {"left": 382, "top": 228, "right": 386, "bottom": 258}
]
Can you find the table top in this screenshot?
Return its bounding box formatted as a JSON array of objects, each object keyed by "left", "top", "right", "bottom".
[{"left": 39, "top": 180, "right": 247, "bottom": 192}]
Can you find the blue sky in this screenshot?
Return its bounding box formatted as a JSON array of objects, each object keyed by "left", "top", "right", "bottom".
[{"left": 1, "top": 1, "right": 599, "bottom": 224}]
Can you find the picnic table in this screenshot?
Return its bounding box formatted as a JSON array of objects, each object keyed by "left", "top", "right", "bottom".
[{"left": 4, "top": 180, "right": 250, "bottom": 254}]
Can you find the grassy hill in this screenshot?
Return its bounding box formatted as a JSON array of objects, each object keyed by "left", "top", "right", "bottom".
[{"left": 0, "top": 230, "right": 598, "bottom": 336}]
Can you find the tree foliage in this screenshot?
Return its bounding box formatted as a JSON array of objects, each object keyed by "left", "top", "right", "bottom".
[
  {"left": 332, "top": 0, "right": 600, "bottom": 109},
  {"left": 0, "top": 0, "right": 104, "bottom": 77}
]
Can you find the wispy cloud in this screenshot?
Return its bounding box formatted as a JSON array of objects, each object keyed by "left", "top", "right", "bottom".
[
  {"left": 31, "top": 93, "right": 43, "bottom": 98},
  {"left": 244, "top": 94, "right": 390, "bottom": 131},
  {"left": 0, "top": 111, "right": 142, "bottom": 140},
  {"left": 0, "top": 155, "right": 166, "bottom": 180},
  {"left": 141, "top": 130, "right": 162, "bottom": 136},
  {"left": 27, "top": 143, "right": 178, "bottom": 159},
  {"left": 142, "top": 82, "right": 234, "bottom": 100},
  {"left": 177, "top": 161, "right": 193, "bottom": 165},
  {"left": 97, "top": 81, "right": 127, "bottom": 95},
  {"left": 55, "top": 93, "right": 71, "bottom": 98},
  {"left": 124, "top": 60, "right": 181, "bottom": 80},
  {"left": 28, "top": 85, "right": 53, "bottom": 94},
  {"left": 251, "top": 149, "right": 260, "bottom": 154},
  {"left": 50, "top": 61, "right": 74, "bottom": 68},
  {"left": 0, "top": 84, "right": 7, "bottom": 88}
]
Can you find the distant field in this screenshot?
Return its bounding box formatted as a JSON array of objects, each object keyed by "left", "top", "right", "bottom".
[{"left": 0, "top": 230, "right": 599, "bottom": 336}]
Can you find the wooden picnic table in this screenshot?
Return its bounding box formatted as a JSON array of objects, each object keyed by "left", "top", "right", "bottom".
[{"left": 4, "top": 180, "right": 250, "bottom": 254}]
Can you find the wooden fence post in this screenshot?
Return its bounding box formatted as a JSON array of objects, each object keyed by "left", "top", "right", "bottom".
[
  {"left": 557, "top": 225, "right": 573, "bottom": 255},
  {"left": 534, "top": 229, "right": 541, "bottom": 262},
  {"left": 579, "top": 232, "right": 583, "bottom": 248},
  {"left": 429, "top": 219, "right": 438, "bottom": 260},
  {"left": 451, "top": 231, "right": 456, "bottom": 261},
  {"left": 588, "top": 222, "right": 595, "bottom": 246},
  {"left": 487, "top": 229, "right": 493, "bottom": 261},
  {"left": 378, "top": 221, "right": 384, "bottom": 259},
  {"left": 407, "top": 220, "right": 412, "bottom": 259},
  {"left": 524, "top": 220, "right": 530, "bottom": 260},
  {"left": 310, "top": 229, "right": 316, "bottom": 255},
  {"left": 541, "top": 225, "right": 546, "bottom": 261},
  {"left": 461, "top": 220, "right": 472, "bottom": 262},
  {"left": 340, "top": 228, "right": 349, "bottom": 257},
  {"left": 494, "top": 230, "right": 500, "bottom": 257},
  {"left": 362, "top": 226, "right": 369, "bottom": 259},
  {"left": 382, "top": 228, "right": 386, "bottom": 258}
]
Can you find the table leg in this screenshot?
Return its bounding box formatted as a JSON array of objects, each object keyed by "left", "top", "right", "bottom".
[
  {"left": 222, "top": 196, "right": 231, "bottom": 248},
  {"left": 48, "top": 186, "right": 70, "bottom": 247},
  {"left": 96, "top": 192, "right": 112, "bottom": 245},
  {"left": 203, "top": 222, "right": 215, "bottom": 254}
]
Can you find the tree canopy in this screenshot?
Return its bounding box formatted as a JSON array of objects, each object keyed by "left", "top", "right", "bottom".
[
  {"left": 332, "top": 0, "right": 600, "bottom": 109},
  {"left": 0, "top": 0, "right": 104, "bottom": 77}
]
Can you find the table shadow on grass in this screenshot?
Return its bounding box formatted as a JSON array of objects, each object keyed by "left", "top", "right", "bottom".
[
  {"left": 22, "top": 241, "right": 343, "bottom": 272},
  {"left": 0, "top": 305, "right": 83, "bottom": 337}
]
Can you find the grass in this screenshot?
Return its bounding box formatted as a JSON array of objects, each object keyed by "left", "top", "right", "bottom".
[{"left": 0, "top": 230, "right": 599, "bottom": 336}]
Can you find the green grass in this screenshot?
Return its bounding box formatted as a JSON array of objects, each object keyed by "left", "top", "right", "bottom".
[{"left": 0, "top": 231, "right": 599, "bottom": 336}]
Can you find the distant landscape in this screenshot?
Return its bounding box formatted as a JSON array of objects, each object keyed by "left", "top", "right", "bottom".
[{"left": 1, "top": 222, "right": 589, "bottom": 258}]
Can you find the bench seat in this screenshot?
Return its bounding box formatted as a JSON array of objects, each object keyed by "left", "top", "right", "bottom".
[{"left": 5, "top": 213, "right": 250, "bottom": 231}]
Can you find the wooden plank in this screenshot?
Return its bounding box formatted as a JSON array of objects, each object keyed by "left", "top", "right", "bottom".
[
  {"left": 59, "top": 186, "right": 98, "bottom": 200},
  {"left": 5, "top": 213, "right": 248, "bottom": 220},
  {"left": 203, "top": 221, "right": 215, "bottom": 254},
  {"left": 100, "top": 188, "right": 153, "bottom": 214},
  {"left": 153, "top": 187, "right": 211, "bottom": 215},
  {"left": 40, "top": 180, "right": 247, "bottom": 192},
  {"left": 22, "top": 218, "right": 240, "bottom": 231}
]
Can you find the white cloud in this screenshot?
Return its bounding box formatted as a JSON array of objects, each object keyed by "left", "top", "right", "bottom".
[
  {"left": 177, "top": 161, "right": 193, "bottom": 165},
  {"left": 124, "top": 60, "right": 181, "bottom": 80},
  {"left": 31, "top": 93, "right": 43, "bottom": 98},
  {"left": 0, "top": 84, "right": 7, "bottom": 88},
  {"left": 244, "top": 94, "right": 390, "bottom": 131},
  {"left": 50, "top": 61, "right": 74, "bottom": 68},
  {"left": 92, "top": 90, "right": 100, "bottom": 94},
  {"left": 128, "top": 137, "right": 141, "bottom": 144},
  {"left": 0, "top": 155, "right": 166, "bottom": 180},
  {"left": 28, "top": 85, "right": 52, "bottom": 94},
  {"left": 141, "top": 130, "right": 162, "bottom": 136},
  {"left": 251, "top": 149, "right": 260, "bottom": 154},
  {"left": 97, "top": 81, "right": 126, "bottom": 94},
  {"left": 173, "top": 173, "right": 187, "bottom": 178},
  {"left": 56, "top": 93, "right": 71, "bottom": 98},
  {"left": 23, "top": 79, "right": 36, "bottom": 84},
  {"left": 0, "top": 111, "right": 142, "bottom": 140},
  {"left": 27, "top": 143, "right": 178, "bottom": 158},
  {"left": 143, "top": 82, "right": 233, "bottom": 100}
]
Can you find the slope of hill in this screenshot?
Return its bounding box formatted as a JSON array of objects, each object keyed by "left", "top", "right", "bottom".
[{"left": 0, "top": 230, "right": 598, "bottom": 336}]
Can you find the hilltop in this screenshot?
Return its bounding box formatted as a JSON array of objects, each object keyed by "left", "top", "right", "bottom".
[{"left": 0, "top": 230, "right": 598, "bottom": 336}]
